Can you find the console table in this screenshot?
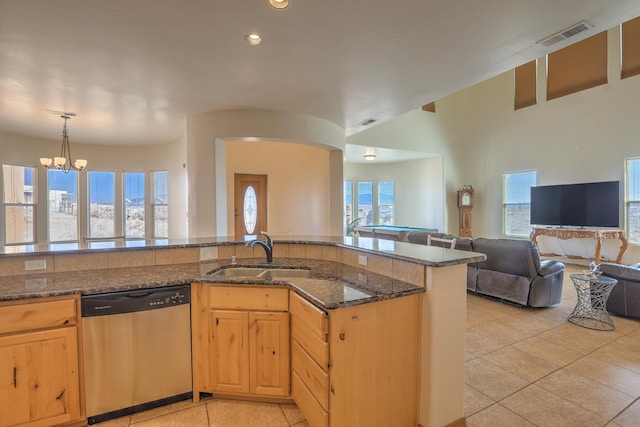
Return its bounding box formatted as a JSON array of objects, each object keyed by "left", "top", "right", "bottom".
[{"left": 530, "top": 228, "right": 629, "bottom": 264}]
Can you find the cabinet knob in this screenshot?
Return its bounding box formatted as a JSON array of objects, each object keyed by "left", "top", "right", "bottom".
[{"left": 339, "top": 333, "right": 346, "bottom": 341}]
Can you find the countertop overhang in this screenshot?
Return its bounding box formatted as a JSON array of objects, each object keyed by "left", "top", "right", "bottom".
[
  {"left": 0, "top": 259, "right": 423, "bottom": 309},
  {"left": 0, "top": 235, "right": 486, "bottom": 267},
  {"left": 0, "top": 236, "right": 486, "bottom": 309}
]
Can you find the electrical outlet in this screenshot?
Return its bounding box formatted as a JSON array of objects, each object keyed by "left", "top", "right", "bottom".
[
  {"left": 358, "top": 255, "right": 368, "bottom": 266},
  {"left": 25, "top": 277, "right": 47, "bottom": 290},
  {"left": 199, "top": 247, "right": 219, "bottom": 261},
  {"left": 24, "top": 259, "right": 47, "bottom": 271}
]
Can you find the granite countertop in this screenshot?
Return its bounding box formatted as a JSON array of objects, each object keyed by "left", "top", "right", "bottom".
[
  {"left": 0, "top": 259, "right": 424, "bottom": 310},
  {"left": 0, "top": 235, "right": 486, "bottom": 268}
]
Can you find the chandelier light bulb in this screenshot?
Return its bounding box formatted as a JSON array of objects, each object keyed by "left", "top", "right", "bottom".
[{"left": 40, "top": 113, "right": 87, "bottom": 173}]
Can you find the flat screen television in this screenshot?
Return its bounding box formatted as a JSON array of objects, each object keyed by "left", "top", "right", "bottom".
[{"left": 530, "top": 181, "right": 620, "bottom": 228}]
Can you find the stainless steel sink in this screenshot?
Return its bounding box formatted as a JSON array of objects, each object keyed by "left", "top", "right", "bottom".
[
  {"left": 207, "top": 266, "right": 311, "bottom": 279},
  {"left": 208, "top": 267, "right": 265, "bottom": 278},
  {"left": 260, "top": 268, "right": 311, "bottom": 279}
]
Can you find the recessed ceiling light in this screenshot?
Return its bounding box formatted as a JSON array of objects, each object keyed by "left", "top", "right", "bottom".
[
  {"left": 268, "top": 0, "right": 289, "bottom": 9},
  {"left": 246, "top": 33, "right": 262, "bottom": 45}
]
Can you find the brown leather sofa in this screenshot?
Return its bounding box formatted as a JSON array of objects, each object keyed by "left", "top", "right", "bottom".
[
  {"left": 597, "top": 263, "right": 640, "bottom": 319},
  {"left": 407, "top": 231, "right": 565, "bottom": 307}
]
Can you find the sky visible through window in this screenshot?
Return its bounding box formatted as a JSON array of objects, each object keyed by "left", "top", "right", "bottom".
[{"left": 46, "top": 172, "right": 147, "bottom": 204}]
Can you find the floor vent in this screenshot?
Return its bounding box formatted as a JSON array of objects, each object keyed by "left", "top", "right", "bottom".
[{"left": 538, "top": 21, "right": 593, "bottom": 47}]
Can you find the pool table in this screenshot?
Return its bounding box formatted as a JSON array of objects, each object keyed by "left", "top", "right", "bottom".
[{"left": 355, "top": 225, "right": 437, "bottom": 242}]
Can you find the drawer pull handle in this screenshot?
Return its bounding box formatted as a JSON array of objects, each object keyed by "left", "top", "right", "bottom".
[{"left": 13, "top": 367, "right": 17, "bottom": 388}]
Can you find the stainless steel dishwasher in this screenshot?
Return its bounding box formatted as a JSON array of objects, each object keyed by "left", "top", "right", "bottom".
[{"left": 81, "top": 285, "right": 192, "bottom": 424}]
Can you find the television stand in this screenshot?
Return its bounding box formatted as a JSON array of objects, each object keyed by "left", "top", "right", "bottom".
[{"left": 530, "top": 228, "right": 628, "bottom": 264}]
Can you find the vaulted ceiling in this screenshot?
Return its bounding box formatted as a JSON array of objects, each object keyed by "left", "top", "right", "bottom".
[{"left": 1, "top": 1, "right": 639, "bottom": 146}]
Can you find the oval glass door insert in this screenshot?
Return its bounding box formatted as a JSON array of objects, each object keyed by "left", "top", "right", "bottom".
[{"left": 243, "top": 185, "right": 257, "bottom": 234}]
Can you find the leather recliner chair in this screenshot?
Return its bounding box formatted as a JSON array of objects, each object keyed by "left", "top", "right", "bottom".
[{"left": 597, "top": 262, "right": 640, "bottom": 318}]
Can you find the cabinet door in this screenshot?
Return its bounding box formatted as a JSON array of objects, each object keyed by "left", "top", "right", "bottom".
[
  {"left": 210, "top": 310, "right": 249, "bottom": 393},
  {"left": 0, "top": 327, "right": 81, "bottom": 427},
  {"left": 249, "top": 312, "right": 290, "bottom": 396}
]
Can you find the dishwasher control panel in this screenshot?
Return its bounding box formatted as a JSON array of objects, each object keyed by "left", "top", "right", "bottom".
[
  {"left": 81, "top": 285, "right": 191, "bottom": 317},
  {"left": 149, "top": 290, "right": 188, "bottom": 307}
]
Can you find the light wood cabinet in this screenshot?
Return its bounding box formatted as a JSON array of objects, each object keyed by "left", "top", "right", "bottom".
[
  {"left": 0, "top": 295, "right": 84, "bottom": 427},
  {"left": 193, "top": 283, "right": 421, "bottom": 426},
  {"left": 193, "top": 284, "right": 290, "bottom": 400},
  {"left": 290, "top": 292, "right": 329, "bottom": 427},
  {"left": 290, "top": 291, "right": 421, "bottom": 427},
  {"left": 209, "top": 310, "right": 249, "bottom": 394}
]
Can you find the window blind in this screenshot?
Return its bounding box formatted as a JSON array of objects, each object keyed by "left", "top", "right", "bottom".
[
  {"left": 622, "top": 16, "right": 640, "bottom": 79},
  {"left": 547, "top": 31, "right": 607, "bottom": 101},
  {"left": 514, "top": 60, "right": 537, "bottom": 110}
]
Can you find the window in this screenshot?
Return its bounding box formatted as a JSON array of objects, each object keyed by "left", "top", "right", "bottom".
[
  {"left": 357, "top": 182, "right": 373, "bottom": 226},
  {"left": 378, "top": 181, "right": 395, "bottom": 225},
  {"left": 152, "top": 171, "right": 168, "bottom": 238},
  {"left": 243, "top": 185, "right": 257, "bottom": 234},
  {"left": 344, "top": 181, "right": 353, "bottom": 231},
  {"left": 626, "top": 158, "right": 640, "bottom": 244},
  {"left": 48, "top": 169, "right": 79, "bottom": 242},
  {"left": 2, "top": 165, "right": 35, "bottom": 244},
  {"left": 124, "top": 172, "right": 145, "bottom": 239},
  {"left": 503, "top": 170, "right": 537, "bottom": 236},
  {"left": 89, "top": 171, "right": 115, "bottom": 238}
]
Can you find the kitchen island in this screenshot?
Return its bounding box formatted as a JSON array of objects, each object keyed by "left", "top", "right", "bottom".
[{"left": 0, "top": 236, "right": 484, "bottom": 427}]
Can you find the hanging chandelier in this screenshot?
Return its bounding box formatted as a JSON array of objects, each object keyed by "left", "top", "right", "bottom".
[{"left": 40, "top": 113, "right": 87, "bottom": 173}]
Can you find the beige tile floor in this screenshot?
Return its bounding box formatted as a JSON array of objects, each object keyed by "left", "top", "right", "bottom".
[
  {"left": 466, "top": 263, "right": 640, "bottom": 427},
  {"left": 96, "top": 399, "right": 309, "bottom": 427},
  {"left": 96, "top": 263, "right": 640, "bottom": 426}
]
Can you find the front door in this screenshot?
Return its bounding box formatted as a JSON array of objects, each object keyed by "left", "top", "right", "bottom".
[{"left": 234, "top": 174, "right": 267, "bottom": 237}]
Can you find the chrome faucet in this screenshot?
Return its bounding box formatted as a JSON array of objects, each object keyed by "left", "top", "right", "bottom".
[{"left": 247, "top": 231, "right": 273, "bottom": 263}]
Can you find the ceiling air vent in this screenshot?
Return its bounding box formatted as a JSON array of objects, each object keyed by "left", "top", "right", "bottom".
[
  {"left": 359, "top": 118, "right": 377, "bottom": 126},
  {"left": 538, "top": 21, "right": 593, "bottom": 47}
]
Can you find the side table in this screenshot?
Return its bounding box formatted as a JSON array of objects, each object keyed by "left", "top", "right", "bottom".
[{"left": 568, "top": 274, "right": 618, "bottom": 331}]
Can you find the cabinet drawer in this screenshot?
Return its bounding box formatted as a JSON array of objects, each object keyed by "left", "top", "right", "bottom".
[
  {"left": 0, "top": 298, "right": 77, "bottom": 336},
  {"left": 292, "top": 371, "right": 328, "bottom": 427},
  {"left": 210, "top": 286, "right": 288, "bottom": 311},
  {"left": 292, "top": 339, "right": 329, "bottom": 411},
  {"left": 290, "top": 292, "right": 327, "bottom": 340},
  {"left": 292, "top": 316, "right": 329, "bottom": 372}
]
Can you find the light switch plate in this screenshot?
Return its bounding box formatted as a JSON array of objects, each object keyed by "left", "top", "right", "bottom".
[
  {"left": 25, "top": 259, "right": 47, "bottom": 271},
  {"left": 199, "top": 247, "right": 219, "bottom": 261},
  {"left": 358, "top": 255, "right": 368, "bottom": 266}
]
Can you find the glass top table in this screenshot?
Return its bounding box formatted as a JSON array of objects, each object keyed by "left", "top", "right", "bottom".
[{"left": 568, "top": 273, "right": 618, "bottom": 331}]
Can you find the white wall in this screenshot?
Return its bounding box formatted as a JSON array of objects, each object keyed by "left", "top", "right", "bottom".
[
  {"left": 439, "top": 27, "right": 640, "bottom": 242},
  {"left": 186, "top": 109, "right": 346, "bottom": 238},
  {"left": 0, "top": 129, "right": 188, "bottom": 241},
  {"left": 347, "top": 108, "right": 460, "bottom": 232},
  {"left": 226, "top": 141, "right": 331, "bottom": 236},
  {"left": 352, "top": 27, "right": 640, "bottom": 262},
  {"left": 345, "top": 157, "right": 444, "bottom": 231}
]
